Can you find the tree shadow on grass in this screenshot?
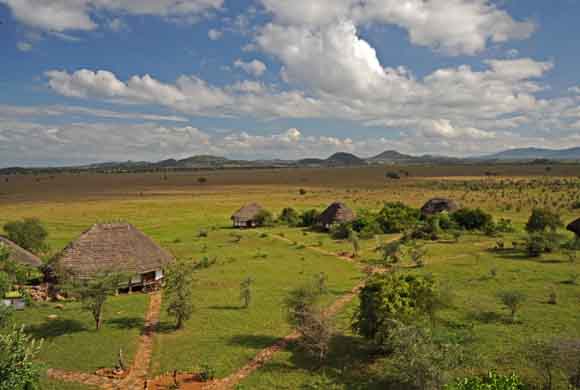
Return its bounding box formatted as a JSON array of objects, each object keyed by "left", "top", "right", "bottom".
[
  {"left": 156, "top": 321, "right": 178, "bottom": 334},
  {"left": 466, "top": 310, "right": 504, "bottom": 324},
  {"left": 106, "top": 317, "right": 145, "bottom": 330},
  {"left": 26, "top": 319, "right": 87, "bottom": 340},
  {"left": 206, "top": 305, "right": 244, "bottom": 311},
  {"left": 285, "top": 334, "right": 392, "bottom": 389},
  {"left": 228, "top": 334, "right": 280, "bottom": 350}
]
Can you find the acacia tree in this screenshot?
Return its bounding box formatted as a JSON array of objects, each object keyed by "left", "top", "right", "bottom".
[
  {"left": 284, "top": 284, "right": 333, "bottom": 362},
  {"left": 165, "top": 259, "right": 195, "bottom": 330},
  {"left": 498, "top": 290, "right": 527, "bottom": 323},
  {"left": 71, "top": 273, "right": 126, "bottom": 330},
  {"left": 0, "top": 326, "right": 43, "bottom": 390}
]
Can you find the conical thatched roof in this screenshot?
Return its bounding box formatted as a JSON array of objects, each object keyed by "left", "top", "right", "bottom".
[
  {"left": 231, "top": 203, "right": 264, "bottom": 223},
  {"left": 56, "top": 223, "right": 173, "bottom": 279},
  {"left": 0, "top": 236, "right": 43, "bottom": 268},
  {"left": 567, "top": 218, "right": 580, "bottom": 236},
  {"left": 421, "top": 198, "right": 460, "bottom": 216},
  {"left": 318, "top": 202, "right": 356, "bottom": 226}
]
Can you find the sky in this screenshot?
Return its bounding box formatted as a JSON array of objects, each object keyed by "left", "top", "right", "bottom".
[{"left": 1, "top": 0, "right": 580, "bottom": 166}]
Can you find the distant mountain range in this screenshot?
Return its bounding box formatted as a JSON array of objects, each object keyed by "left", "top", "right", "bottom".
[{"left": 2, "top": 147, "right": 580, "bottom": 173}]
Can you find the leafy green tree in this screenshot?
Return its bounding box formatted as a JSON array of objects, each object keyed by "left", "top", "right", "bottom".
[
  {"left": 524, "top": 232, "right": 561, "bottom": 258},
  {"left": 254, "top": 209, "right": 274, "bottom": 227},
  {"left": 299, "top": 209, "right": 320, "bottom": 228},
  {"left": 165, "top": 259, "right": 195, "bottom": 330},
  {"left": 278, "top": 208, "right": 300, "bottom": 226},
  {"left": 379, "top": 240, "right": 403, "bottom": 265},
  {"left": 352, "top": 272, "right": 437, "bottom": 345},
  {"left": 70, "top": 273, "right": 127, "bottom": 330},
  {"left": 0, "top": 271, "right": 10, "bottom": 300},
  {"left": 525, "top": 208, "right": 563, "bottom": 233},
  {"left": 3, "top": 218, "right": 48, "bottom": 253},
  {"left": 452, "top": 208, "right": 493, "bottom": 230},
  {"left": 0, "top": 326, "right": 43, "bottom": 390},
  {"left": 498, "top": 290, "right": 527, "bottom": 323},
  {"left": 0, "top": 305, "right": 13, "bottom": 329},
  {"left": 376, "top": 202, "right": 421, "bottom": 233}
]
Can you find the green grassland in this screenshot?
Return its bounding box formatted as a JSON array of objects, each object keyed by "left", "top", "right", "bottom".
[{"left": 1, "top": 165, "right": 579, "bottom": 388}]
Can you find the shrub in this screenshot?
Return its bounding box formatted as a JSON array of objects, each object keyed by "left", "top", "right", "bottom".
[
  {"left": 524, "top": 232, "right": 561, "bottom": 257},
  {"left": 446, "top": 371, "right": 527, "bottom": 389},
  {"left": 525, "top": 208, "right": 563, "bottom": 233},
  {"left": 197, "top": 229, "right": 208, "bottom": 238},
  {"left": 197, "top": 363, "right": 215, "bottom": 382},
  {"left": 329, "top": 223, "right": 351, "bottom": 240},
  {"left": 299, "top": 209, "right": 320, "bottom": 228},
  {"left": 385, "top": 171, "right": 401, "bottom": 180},
  {"left": 571, "top": 200, "right": 580, "bottom": 210},
  {"left": 254, "top": 209, "right": 274, "bottom": 227},
  {"left": 452, "top": 208, "right": 493, "bottom": 231},
  {"left": 3, "top": 218, "right": 48, "bottom": 253},
  {"left": 376, "top": 202, "right": 421, "bottom": 233},
  {"left": 197, "top": 177, "right": 207, "bottom": 184},
  {"left": 278, "top": 207, "right": 300, "bottom": 226},
  {"left": 0, "top": 326, "right": 43, "bottom": 390},
  {"left": 352, "top": 272, "right": 437, "bottom": 345}
]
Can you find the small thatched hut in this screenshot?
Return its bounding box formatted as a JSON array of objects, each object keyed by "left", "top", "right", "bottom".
[
  {"left": 567, "top": 218, "right": 580, "bottom": 237},
  {"left": 421, "top": 198, "right": 460, "bottom": 216},
  {"left": 0, "top": 236, "right": 43, "bottom": 268},
  {"left": 231, "top": 203, "right": 265, "bottom": 228},
  {"left": 318, "top": 202, "right": 356, "bottom": 229},
  {"left": 55, "top": 223, "right": 173, "bottom": 288}
]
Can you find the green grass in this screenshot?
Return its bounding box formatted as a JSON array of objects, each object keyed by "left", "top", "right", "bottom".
[
  {"left": 40, "top": 377, "right": 96, "bottom": 390},
  {"left": 12, "top": 294, "right": 149, "bottom": 373},
  {"left": 152, "top": 229, "right": 362, "bottom": 377}
]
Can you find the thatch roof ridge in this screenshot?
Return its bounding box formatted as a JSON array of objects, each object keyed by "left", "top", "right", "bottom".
[
  {"left": 231, "top": 202, "right": 264, "bottom": 221},
  {"left": 567, "top": 218, "right": 580, "bottom": 236},
  {"left": 0, "top": 236, "right": 43, "bottom": 268},
  {"left": 421, "top": 198, "right": 460, "bottom": 216},
  {"left": 56, "top": 222, "right": 173, "bottom": 279},
  {"left": 318, "top": 201, "right": 356, "bottom": 226}
]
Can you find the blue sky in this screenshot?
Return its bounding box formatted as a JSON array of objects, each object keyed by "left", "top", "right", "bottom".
[{"left": 1, "top": 0, "right": 580, "bottom": 166}]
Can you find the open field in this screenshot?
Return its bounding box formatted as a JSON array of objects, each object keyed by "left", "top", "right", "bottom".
[{"left": 1, "top": 164, "right": 579, "bottom": 389}]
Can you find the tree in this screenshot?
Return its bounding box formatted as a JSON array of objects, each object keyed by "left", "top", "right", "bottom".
[
  {"left": 352, "top": 272, "right": 437, "bottom": 345},
  {"left": 278, "top": 208, "right": 300, "bottom": 226},
  {"left": 71, "top": 273, "right": 126, "bottom": 330},
  {"left": 349, "top": 230, "right": 360, "bottom": 257},
  {"left": 387, "top": 324, "right": 465, "bottom": 390},
  {"left": 3, "top": 218, "right": 48, "bottom": 253},
  {"left": 0, "top": 326, "right": 43, "bottom": 390},
  {"left": 240, "top": 277, "right": 253, "bottom": 308},
  {"left": 165, "top": 259, "right": 195, "bottom": 330},
  {"left": 283, "top": 284, "right": 333, "bottom": 362},
  {"left": 498, "top": 290, "right": 526, "bottom": 323},
  {"left": 299, "top": 209, "right": 320, "bottom": 228},
  {"left": 526, "top": 208, "right": 563, "bottom": 233},
  {"left": 284, "top": 285, "right": 320, "bottom": 328},
  {"left": 0, "top": 304, "right": 13, "bottom": 329},
  {"left": 452, "top": 208, "right": 493, "bottom": 231},
  {"left": 254, "top": 210, "right": 274, "bottom": 227},
  {"left": 376, "top": 202, "right": 421, "bottom": 233}
]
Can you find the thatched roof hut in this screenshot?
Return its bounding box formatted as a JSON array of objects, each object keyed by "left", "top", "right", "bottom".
[
  {"left": 56, "top": 223, "right": 173, "bottom": 283},
  {"left": 231, "top": 203, "right": 265, "bottom": 228},
  {"left": 567, "top": 218, "right": 580, "bottom": 237},
  {"left": 421, "top": 198, "right": 460, "bottom": 216},
  {"left": 318, "top": 202, "right": 356, "bottom": 228},
  {"left": 0, "top": 236, "right": 43, "bottom": 268}
]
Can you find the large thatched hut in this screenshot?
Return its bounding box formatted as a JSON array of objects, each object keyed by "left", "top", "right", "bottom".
[
  {"left": 318, "top": 202, "right": 356, "bottom": 229},
  {"left": 55, "top": 223, "right": 173, "bottom": 288},
  {"left": 420, "top": 198, "right": 460, "bottom": 216},
  {"left": 231, "top": 203, "right": 265, "bottom": 228},
  {"left": 567, "top": 218, "right": 580, "bottom": 237},
  {"left": 0, "top": 236, "right": 42, "bottom": 268}
]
